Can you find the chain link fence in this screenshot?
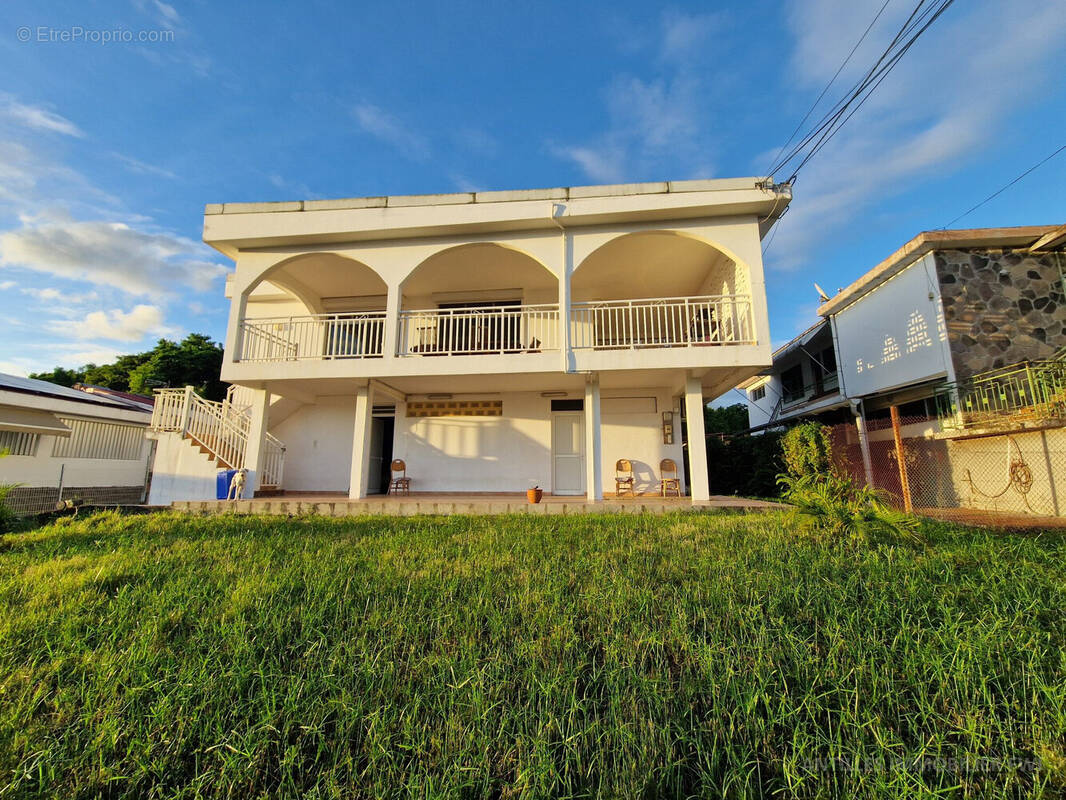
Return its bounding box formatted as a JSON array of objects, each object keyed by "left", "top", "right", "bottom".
[{"left": 826, "top": 413, "right": 1066, "bottom": 527}]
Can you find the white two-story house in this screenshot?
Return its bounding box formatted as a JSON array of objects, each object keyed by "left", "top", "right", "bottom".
[{"left": 148, "top": 178, "right": 790, "bottom": 505}]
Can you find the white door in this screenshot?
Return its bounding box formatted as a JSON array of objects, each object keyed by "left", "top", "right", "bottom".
[{"left": 552, "top": 412, "right": 585, "bottom": 495}]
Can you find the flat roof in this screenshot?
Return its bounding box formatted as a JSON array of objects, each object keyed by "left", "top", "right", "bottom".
[
  {"left": 817, "top": 225, "right": 1063, "bottom": 317},
  {"left": 205, "top": 177, "right": 778, "bottom": 215}
]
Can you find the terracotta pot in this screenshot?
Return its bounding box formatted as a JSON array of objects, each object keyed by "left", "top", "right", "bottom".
[{"left": 527, "top": 488, "right": 543, "bottom": 504}]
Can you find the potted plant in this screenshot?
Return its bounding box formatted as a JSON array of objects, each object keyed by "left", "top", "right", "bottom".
[{"left": 526, "top": 484, "right": 543, "bottom": 504}]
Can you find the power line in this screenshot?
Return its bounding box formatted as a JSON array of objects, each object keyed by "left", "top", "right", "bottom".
[
  {"left": 768, "top": 0, "right": 940, "bottom": 176},
  {"left": 941, "top": 143, "right": 1066, "bottom": 229},
  {"left": 765, "top": 0, "right": 893, "bottom": 176},
  {"left": 767, "top": 0, "right": 956, "bottom": 182}
]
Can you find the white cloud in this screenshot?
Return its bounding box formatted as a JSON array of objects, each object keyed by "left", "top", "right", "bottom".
[
  {"left": 0, "top": 218, "right": 228, "bottom": 297},
  {"left": 0, "top": 96, "right": 83, "bottom": 137},
  {"left": 766, "top": 0, "right": 1066, "bottom": 267},
  {"left": 112, "top": 152, "right": 177, "bottom": 179},
  {"left": 0, "top": 280, "right": 14, "bottom": 290},
  {"left": 54, "top": 304, "right": 173, "bottom": 342},
  {"left": 551, "top": 11, "right": 719, "bottom": 182},
  {"left": 352, "top": 103, "right": 431, "bottom": 161}
]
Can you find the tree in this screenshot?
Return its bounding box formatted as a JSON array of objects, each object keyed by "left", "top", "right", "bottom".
[
  {"left": 29, "top": 334, "right": 227, "bottom": 401},
  {"left": 704, "top": 403, "right": 750, "bottom": 435}
]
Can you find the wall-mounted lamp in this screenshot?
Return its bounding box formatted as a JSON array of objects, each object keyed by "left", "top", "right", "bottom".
[
  {"left": 427, "top": 393, "right": 453, "bottom": 400},
  {"left": 540, "top": 391, "right": 568, "bottom": 398},
  {"left": 662, "top": 411, "right": 674, "bottom": 444}
]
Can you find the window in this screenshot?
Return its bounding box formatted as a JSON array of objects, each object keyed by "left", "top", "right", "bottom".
[
  {"left": 0, "top": 430, "right": 39, "bottom": 456},
  {"left": 51, "top": 419, "right": 144, "bottom": 460},
  {"left": 749, "top": 385, "right": 766, "bottom": 402},
  {"left": 781, "top": 364, "right": 806, "bottom": 403},
  {"left": 550, "top": 399, "right": 584, "bottom": 412}
]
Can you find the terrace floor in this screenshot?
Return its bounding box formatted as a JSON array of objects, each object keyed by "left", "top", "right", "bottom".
[{"left": 172, "top": 491, "right": 786, "bottom": 517}]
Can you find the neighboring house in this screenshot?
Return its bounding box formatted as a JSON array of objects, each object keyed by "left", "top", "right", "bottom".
[
  {"left": 0, "top": 373, "right": 155, "bottom": 514},
  {"left": 148, "top": 178, "right": 792, "bottom": 504},
  {"left": 744, "top": 224, "right": 1065, "bottom": 431},
  {"left": 740, "top": 224, "right": 1066, "bottom": 516}
]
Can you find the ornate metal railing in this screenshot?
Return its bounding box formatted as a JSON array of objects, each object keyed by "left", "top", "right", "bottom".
[
  {"left": 934, "top": 356, "right": 1066, "bottom": 432},
  {"left": 569, "top": 294, "right": 754, "bottom": 350}
]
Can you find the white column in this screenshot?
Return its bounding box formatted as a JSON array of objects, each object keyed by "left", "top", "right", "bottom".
[
  {"left": 349, "top": 384, "right": 374, "bottom": 499},
  {"left": 684, "top": 376, "right": 710, "bottom": 503},
  {"left": 223, "top": 282, "right": 249, "bottom": 366},
  {"left": 853, "top": 402, "right": 875, "bottom": 488},
  {"left": 242, "top": 387, "right": 270, "bottom": 497},
  {"left": 382, "top": 282, "right": 401, "bottom": 358},
  {"left": 584, "top": 377, "right": 602, "bottom": 501}
]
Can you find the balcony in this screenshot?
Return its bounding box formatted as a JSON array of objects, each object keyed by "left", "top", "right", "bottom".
[
  {"left": 397, "top": 303, "right": 560, "bottom": 356},
  {"left": 569, "top": 295, "right": 753, "bottom": 350},
  {"left": 234, "top": 294, "right": 757, "bottom": 369},
  {"left": 240, "top": 313, "right": 385, "bottom": 362}
]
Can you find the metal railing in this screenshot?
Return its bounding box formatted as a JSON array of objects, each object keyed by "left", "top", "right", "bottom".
[
  {"left": 239, "top": 313, "right": 386, "bottom": 362},
  {"left": 934, "top": 356, "right": 1066, "bottom": 432},
  {"left": 397, "top": 303, "right": 560, "bottom": 356},
  {"left": 569, "top": 295, "right": 754, "bottom": 350},
  {"left": 150, "top": 387, "right": 285, "bottom": 487}
]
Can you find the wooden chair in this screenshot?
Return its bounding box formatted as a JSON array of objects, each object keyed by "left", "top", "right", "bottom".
[
  {"left": 615, "top": 459, "right": 635, "bottom": 497},
  {"left": 660, "top": 458, "right": 681, "bottom": 497},
  {"left": 388, "top": 459, "right": 411, "bottom": 495}
]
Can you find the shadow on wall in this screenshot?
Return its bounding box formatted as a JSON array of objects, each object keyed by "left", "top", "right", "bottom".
[{"left": 397, "top": 417, "right": 552, "bottom": 493}]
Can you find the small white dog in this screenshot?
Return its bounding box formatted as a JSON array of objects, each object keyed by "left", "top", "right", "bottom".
[{"left": 227, "top": 468, "right": 247, "bottom": 501}]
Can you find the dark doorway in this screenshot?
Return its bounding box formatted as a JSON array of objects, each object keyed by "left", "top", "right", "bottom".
[{"left": 368, "top": 414, "right": 395, "bottom": 494}]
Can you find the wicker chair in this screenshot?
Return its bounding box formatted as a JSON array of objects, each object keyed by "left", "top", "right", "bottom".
[
  {"left": 659, "top": 458, "right": 681, "bottom": 497},
  {"left": 615, "top": 459, "right": 635, "bottom": 497},
  {"left": 388, "top": 459, "right": 411, "bottom": 495}
]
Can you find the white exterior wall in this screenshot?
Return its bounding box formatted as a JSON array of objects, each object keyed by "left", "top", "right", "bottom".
[
  {"left": 832, "top": 254, "right": 954, "bottom": 398},
  {"left": 268, "top": 388, "right": 684, "bottom": 495},
  {"left": 0, "top": 430, "right": 152, "bottom": 489},
  {"left": 146, "top": 431, "right": 219, "bottom": 506},
  {"left": 273, "top": 397, "right": 357, "bottom": 493}
]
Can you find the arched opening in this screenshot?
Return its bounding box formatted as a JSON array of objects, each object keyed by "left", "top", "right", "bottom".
[
  {"left": 398, "top": 243, "right": 560, "bottom": 356},
  {"left": 239, "top": 253, "right": 389, "bottom": 361},
  {"left": 570, "top": 231, "right": 753, "bottom": 349}
]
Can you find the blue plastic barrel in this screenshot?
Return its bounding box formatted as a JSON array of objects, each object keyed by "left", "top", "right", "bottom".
[{"left": 217, "top": 469, "right": 238, "bottom": 499}]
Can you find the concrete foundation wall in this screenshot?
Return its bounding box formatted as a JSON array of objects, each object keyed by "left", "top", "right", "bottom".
[{"left": 147, "top": 432, "right": 221, "bottom": 506}]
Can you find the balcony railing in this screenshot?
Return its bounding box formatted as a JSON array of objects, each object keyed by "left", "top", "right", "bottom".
[
  {"left": 569, "top": 295, "right": 754, "bottom": 350},
  {"left": 397, "top": 304, "right": 560, "bottom": 356},
  {"left": 934, "top": 356, "right": 1066, "bottom": 432},
  {"left": 240, "top": 313, "right": 386, "bottom": 361}
]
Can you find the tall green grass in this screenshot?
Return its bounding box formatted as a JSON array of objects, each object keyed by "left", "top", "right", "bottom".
[{"left": 0, "top": 511, "right": 1063, "bottom": 798}]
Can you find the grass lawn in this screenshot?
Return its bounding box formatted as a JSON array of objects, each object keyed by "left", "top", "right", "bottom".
[{"left": 0, "top": 511, "right": 1063, "bottom": 799}]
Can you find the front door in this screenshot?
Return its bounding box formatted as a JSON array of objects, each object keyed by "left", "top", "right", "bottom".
[{"left": 552, "top": 412, "right": 585, "bottom": 495}]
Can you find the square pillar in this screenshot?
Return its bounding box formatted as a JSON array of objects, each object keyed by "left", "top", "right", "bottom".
[
  {"left": 684, "top": 376, "right": 710, "bottom": 503},
  {"left": 382, "top": 282, "right": 401, "bottom": 358},
  {"left": 584, "top": 378, "right": 603, "bottom": 501},
  {"left": 242, "top": 387, "right": 270, "bottom": 498},
  {"left": 349, "top": 384, "right": 374, "bottom": 499}
]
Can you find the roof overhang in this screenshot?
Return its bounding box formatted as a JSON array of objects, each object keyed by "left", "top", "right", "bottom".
[
  {"left": 203, "top": 178, "right": 792, "bottom": 259},
  {"left": 0, "top": 405, "right": 71, "bottom": 437},
  {"left": 817, "top": 225, "right": 1062, "bottom": 317}
]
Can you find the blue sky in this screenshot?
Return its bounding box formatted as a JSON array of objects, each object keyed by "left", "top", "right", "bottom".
[{"left": 0, "top": 0, "right": 1064, "bottom": 380}]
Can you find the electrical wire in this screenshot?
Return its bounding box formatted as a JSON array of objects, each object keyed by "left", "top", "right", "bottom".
[
  {"left": 941, "top": 143, "right": 1066, "bottom": 229},
  {"left": 765, "top": 0, "right": 893, "bottom": 176},
  {"left": 767, "top": 0, "right": 956, "bottom": 182}
]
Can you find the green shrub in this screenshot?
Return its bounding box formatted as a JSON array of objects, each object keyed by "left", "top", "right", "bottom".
[
  {"left": 0, "top": 485, "right": 16, "bottom": 535},
  {"left": 781, "top": 421, "right": 835, "bottom": 479},
  {"left": 779, "top": 473, "right": 923, "bottom": 547}
]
